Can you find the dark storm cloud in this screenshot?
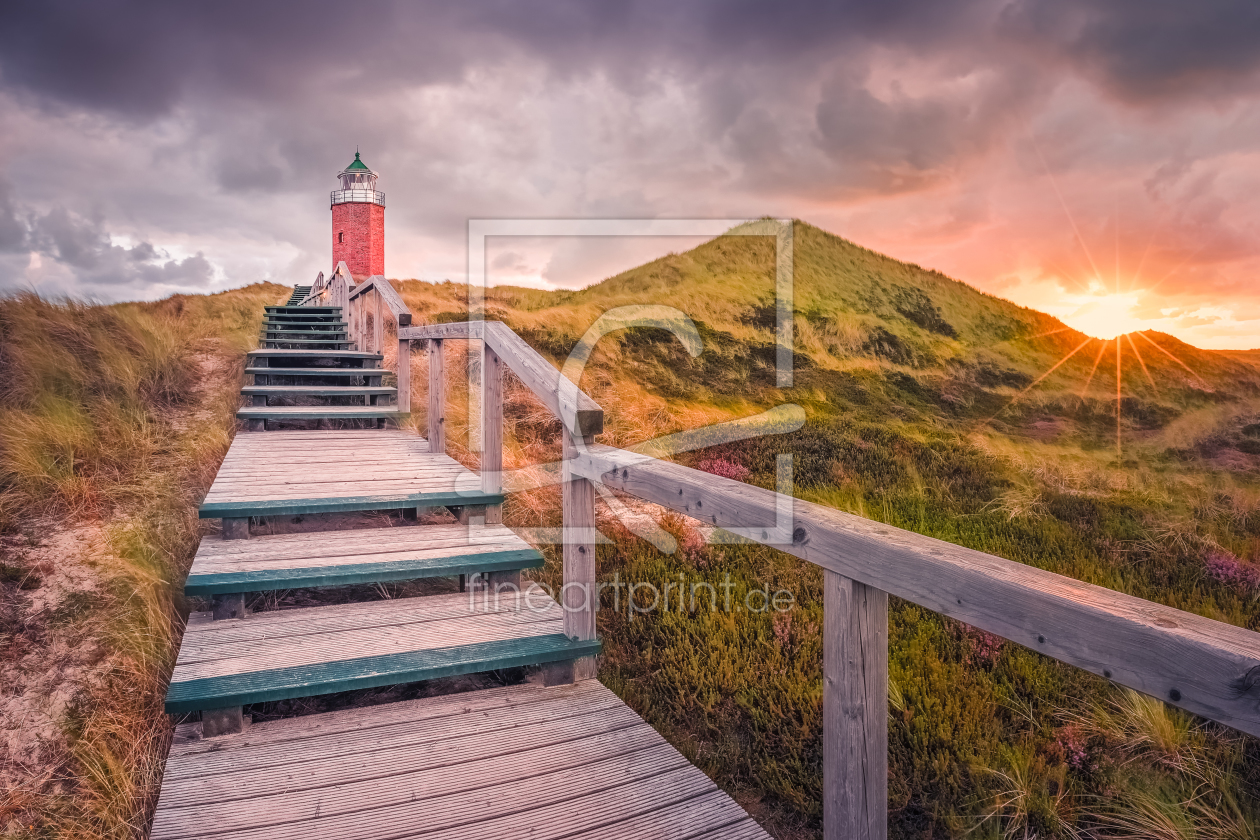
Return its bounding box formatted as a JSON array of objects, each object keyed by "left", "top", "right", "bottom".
[
  {"left": 12, "top": 201, "right": 213, "bottom": 288},
  {"left": 3, "top": 0, "right": 1256, "bottom": 116},
  {"left": 1001, "top": 0, "right": 1260, "bottom": 102}
]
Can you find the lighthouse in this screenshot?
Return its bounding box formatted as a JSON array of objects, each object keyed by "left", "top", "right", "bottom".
[{"left": 331, "top": 151, "right": 384, "bottom": 278}]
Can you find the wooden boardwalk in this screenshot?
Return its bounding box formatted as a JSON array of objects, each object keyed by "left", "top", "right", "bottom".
[
  {"left": 153, "top": 682, "right": 768, "bottom": 840},
  {"left": 153, "top": 292, "right": 769, "bottom": 839}
]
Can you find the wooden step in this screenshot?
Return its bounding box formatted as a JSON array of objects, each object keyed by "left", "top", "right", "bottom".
[
  {"left": 240, "top": 385, "right": 396, "bottom": 397},
  {"left": 199, "top": 430, "right": 498, "bottom": 518},
  {"left": 261, "top": 320, "right": 349, "bottom": 327},
  {"left": 266, "top": 305, "right": 341, "bottom": 312},
  {"left": 244, "top": 367, "right": 385, "bottom": 377},
  {"left": 248, "top": 349, "right": 381, "bottom": 361},
  {"left": 236, "top": 406, "right": 403, "bottom": 422},
  {"left": 260, "top": 339, "right": 355, "bottom": 347},
  {"left": 163, "top": 592, "right": 600, "bottom": 714},
  {"left": 183, "top": 524, "right": 542, "bottom": 596},
  {"left": 151, "top": 681, "right": 769, "bottom": 840},
  {"left": 261, "top": 327, "right": 348, "bottom": 334}
]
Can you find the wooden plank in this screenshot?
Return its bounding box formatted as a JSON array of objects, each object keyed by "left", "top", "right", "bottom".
[
  {"left": 176, "top": 592, "right": 545, "bottom": 646},
  {"left": 824, "top": 571, "right": 888, "bottom": 840},
  {"left": 206, "top": 467, "right": 463, "bottom": 485},
  {"left": 155, "top": 714, "right": 656, "bottom": 828},
  {"left": 402, "top": 321, "right": 604, "bottom": 436},
  {"left": 184, "top": 548, "right": 542, "bottom": 595},
  {"left": 158, "top": 747, "right": 699, "bottom": 840},
  {"left": 246, "top": 349, "right": 382, "bottom": 359},
  {"left": 203, "top": 483, "right": 475, "bottom": 502},
  {"left": 238, "top": 386, "right": 396, "bottom": 396},
  {"left": 397, "top": 336, "right": 411, "bottom": 412},
  {"left": 235, "top": 407, "right": 405, "bottom": 420},
  {"left": 563, "top": 431, "right": 598, "bottom": 681},
  {"left": 198, "top": 490, "right": 503, "bottom": 519},
  {"left": 156, "top": 740, "right": 684, "bottom": 838},
  {"left": 153, "top": 681, "right": 767, "bottom": 840},
  {"left": 193, "top": 525, "right": 529, "bottom": 562},
  {"left": 483, "top": 343, "right": 503, "bottom": 525},
  {"left": 402, "top": 321, "right": 483, "bottom": 341},
  {"left": 174, "top": 611, "right": 563, "bottom": 674},
  {"left": 164, "top": 681, "right": 618, "bottom": 768},
  {"left": 165, "top": 634, "right": 601, "bottom": 713},
  {"left": 243, "top": 368, "right": 377, "bottom": 376},
  {"left": 572, "top": 444, "right": 1260, "bottom": 737},
  {"left": 428, "top": 338, "right": 446, "bottom": 454},
  {"left": 190, "top": 526, "right": 521, "bottom": 559}
]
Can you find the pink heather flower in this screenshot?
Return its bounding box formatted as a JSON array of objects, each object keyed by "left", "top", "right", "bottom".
[
  {"left": 1204, "top": 551, "right": 1260, "bottom": 593},
  {"left": 964, "top": 627, "right": 1004, "bottom": 667},
  {"left": 698, "top": 458, "right": 750, "bottom": 481},
  {"left": 1057, "top": 726, "right": 1090, "bottom": 772}
]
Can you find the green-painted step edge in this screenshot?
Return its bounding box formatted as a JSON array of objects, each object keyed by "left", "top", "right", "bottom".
[
  {"left": 184, "top": 549, "right": 543, "bottom": 596},
  {"left": 248, "top": 350, "right": 382, "bottom": 358},
  {"left": 265, "top": 306, "right": 341, "bottom": 311},
  {"left": 260, "top": 341, "right": 355, "bottom": 346},
  {"left": 239, "top": 386, "right": 397, "bottom": 395},
  {"left": 164, "top": 634, "right": 602, "bottom": 714},
  {"left": 234, "top": 408, "right": 404, "bottom": 420},
  {"left": 198, "top": 491, "right": 504, "bottom": 519},
  {"left": 262, "top": 320, "right": 348, "bottom": 325},
  {"left": 244, "top": 368, "right": 382, "bottom": 375}
]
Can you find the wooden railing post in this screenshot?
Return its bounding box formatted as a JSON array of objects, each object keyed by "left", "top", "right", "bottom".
[
  {"left": 427, "top": 339, "right": 445, "bottom": 454},
  {"left": 395, "top": 337, "right": 410, "bottom": 413},
  {"left": 824, "top": 571, "right": 888, "bottom": 840},
  {"left": 561, "top": 429, "right": 598, "bottom": 682},
  {"left": 482, "top": 344, "right": 503, "bottom": 525},
  {"left": 372, "top": 288, "right": 381, "bottom": 353}
]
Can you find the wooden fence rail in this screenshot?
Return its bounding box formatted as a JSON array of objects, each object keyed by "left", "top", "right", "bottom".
[{"left": 389, "top": 318, "right": 1260, "bottom": 840}]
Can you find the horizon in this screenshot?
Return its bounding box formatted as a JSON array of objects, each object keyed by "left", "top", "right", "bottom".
[{"left": 2, "top": 1, "right": 1259, "bottom": 349}]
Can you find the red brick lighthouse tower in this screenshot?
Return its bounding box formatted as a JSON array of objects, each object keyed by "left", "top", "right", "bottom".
[{"left": 331, "top": 151, "right": 384, "bottom": 278}]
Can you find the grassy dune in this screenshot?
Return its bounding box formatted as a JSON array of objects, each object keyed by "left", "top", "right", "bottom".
[
  {"left": 0, "top": 284, "right": 286, "bottom": 837},
  {"left": 397, "top": 222, "right": 1260, "bottom": 838}
]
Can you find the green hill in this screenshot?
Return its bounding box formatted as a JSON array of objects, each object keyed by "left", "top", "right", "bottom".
[{"left": 397, "top": 220, "right": 1260, "bottom": 839}]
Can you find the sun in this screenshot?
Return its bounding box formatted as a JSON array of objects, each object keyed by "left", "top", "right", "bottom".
[{"left": 1058, "top": 286, "right": 1147, "bottom": 339}]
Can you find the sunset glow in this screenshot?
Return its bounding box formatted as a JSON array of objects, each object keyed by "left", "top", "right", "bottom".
[{"left": 1057, "top": 287, "right": 1147, "bottom": 340}]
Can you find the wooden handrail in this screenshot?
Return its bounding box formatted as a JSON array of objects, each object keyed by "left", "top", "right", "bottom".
[
  {"left": 349, "top": 276, "right": 413, "bottom": 327},
  {"left": 571, "top": 443, "right": 1260, "bottom": 738},
  {"left": 401, "top": 320, "right": 604, "bottom": 436}
]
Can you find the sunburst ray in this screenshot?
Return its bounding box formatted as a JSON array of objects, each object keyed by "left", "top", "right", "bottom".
[
  {"left": 1078, "top": 340, "right": 1108, "bottom": 399},
  {"left": 1136, "top": 331, "right": 1210, "bottom": 389},
  {"left": 984, "top": 336, "right": 1096, "bottom": 426},
  {"left": 1124, "top": 333, "right": 1159, "bottom": 395}
]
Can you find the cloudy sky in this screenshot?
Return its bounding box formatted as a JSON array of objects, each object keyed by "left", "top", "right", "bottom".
[{"left": 1, "top": 1, "right": 1258, "bottom": 347}]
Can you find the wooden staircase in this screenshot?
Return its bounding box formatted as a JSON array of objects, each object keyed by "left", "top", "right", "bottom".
[
  {"left": 151, "top": 286, "right": 771, "bottom": 839},
  {"left": 241, "top": 300, "right": 404, "bottom": 428}
]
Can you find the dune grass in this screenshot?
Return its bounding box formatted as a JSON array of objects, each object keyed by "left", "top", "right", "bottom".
[{"left": 0, "top": 284, "right": 285, "bottom": 838}]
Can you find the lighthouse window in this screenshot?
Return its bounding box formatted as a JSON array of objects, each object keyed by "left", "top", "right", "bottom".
[{"left": 338, "top": 232, "right": 344, "bottom": 243}]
